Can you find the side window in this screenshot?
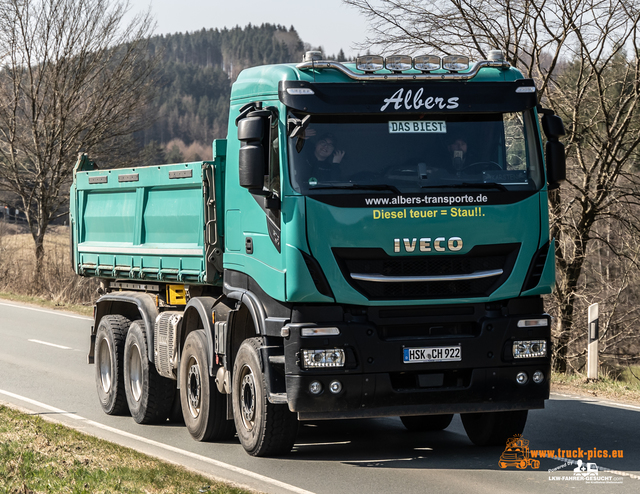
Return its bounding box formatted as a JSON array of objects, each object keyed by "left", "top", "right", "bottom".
[
  {"left": 504, "top": 112, "right": 527, "bottom": 170},
  {"left": 267, "top": 117, "right": 280, "bottom": 196}
]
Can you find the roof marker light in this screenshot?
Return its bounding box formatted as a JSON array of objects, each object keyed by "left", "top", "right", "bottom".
[
  {"left": 303, "top": 51, "right": 323, "bottom": 62},
  {"left": 286, "top": 88, "right": 315, "bottom": 95}
]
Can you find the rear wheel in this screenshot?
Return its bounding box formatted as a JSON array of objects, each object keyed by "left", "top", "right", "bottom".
[
  {"left": 232, "top": 338, "right": 297, "bottom": 456},
  {"left": 400, "top": 414, "right": 454, "bottom": 432},
  {"left": 461, "top": 410, "right": 528, "bottom": 446},
  {"left": 180, "top": 330, "right": 235, "bottom": 441},
  {"left": 94, "top": 315, "right": 130, "bottom": 415},
  {"left": 123, "top": 320, "right": 174, "bottom": 424}
]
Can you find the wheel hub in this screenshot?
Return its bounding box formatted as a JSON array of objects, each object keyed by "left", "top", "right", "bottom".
[
  {"left": 240, "top": 371, "right": 256, "bottom": 429},
  {"left": 187, "top": 361, "right": 201, "bottom": 417}
]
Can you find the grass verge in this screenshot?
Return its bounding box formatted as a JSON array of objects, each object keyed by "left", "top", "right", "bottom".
[
  {"left": 551, "top": 370, "right": 640, "bottom": 405},
  {"left": 0, "top": 291, "right": 93, "bottom": 317},
  {"left": 0, "top": 404, "right": 250, "bottom": 494}
]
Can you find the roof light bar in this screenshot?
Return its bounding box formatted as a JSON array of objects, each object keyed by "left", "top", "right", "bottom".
[{"left": 298, "top": 53, "right": 510, "bottom": 81}]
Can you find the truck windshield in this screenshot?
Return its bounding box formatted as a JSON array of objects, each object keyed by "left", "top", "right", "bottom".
[{"left": 287, "top": 111, "right": 544, "bottom": 194}]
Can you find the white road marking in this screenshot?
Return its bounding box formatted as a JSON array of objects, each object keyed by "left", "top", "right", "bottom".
[
  {"left": 551, "top": 392, "right": 640, "bottom": 411},
  {"left": 28, "top": 339, "right": 72, "bottom": 350},
  {"left": 0, "top": 388, "right": 316, "bottom": 494},
  {"left": 0, "top": 300, "right": 92, "bottom": 320}
]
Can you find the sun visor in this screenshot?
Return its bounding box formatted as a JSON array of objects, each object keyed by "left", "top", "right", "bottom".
[{"left": 279, "top": 80, "right": 538, "bottom": 115}]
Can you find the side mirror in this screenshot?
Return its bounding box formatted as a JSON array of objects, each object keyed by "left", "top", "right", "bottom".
[
  {"left": 541, "top": 114, "right": 565, "bottom": 139},
  {"left": 238, "top": 116, "right": 264, "bottom": 142},
  {"left": 238, "top": 144, "right": 265, "bottom": 189},
  {"left": 546, "top": 140, "right": 566, "bottom": 189},
  {"left": 237, "top": 113, "right": 269, "bottom": 193},
  {"left": 539, "top": 109, "right": 566, "bottom": 189}
]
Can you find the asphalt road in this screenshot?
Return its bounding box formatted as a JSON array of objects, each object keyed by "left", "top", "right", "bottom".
[{"left": 1, "top": 299, "right": 639, "bottom": 494}]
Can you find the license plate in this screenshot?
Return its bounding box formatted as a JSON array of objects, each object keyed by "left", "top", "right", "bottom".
[{"left": 403, "top": 345, "right": 461, "bottom": 363}]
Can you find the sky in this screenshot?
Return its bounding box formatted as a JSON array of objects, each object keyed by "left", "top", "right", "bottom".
[{"left": 129, "top": 0, "right": 371, "bottom": 59}]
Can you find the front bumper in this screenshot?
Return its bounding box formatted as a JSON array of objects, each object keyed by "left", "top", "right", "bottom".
[{"left": 281, "top": 298, "right": 551, "bottom": 420}]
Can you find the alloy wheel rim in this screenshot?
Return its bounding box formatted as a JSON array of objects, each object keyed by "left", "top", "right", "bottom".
[
  {"left": 239, "top": 364, "right": 256, "bottom": 431},
  {"left": 187, "top": 357, "right": 201, "bottom": 418},
  {"left": 98, "top": 337, "right": 112, "bottom": 393},
  {"left": 129, "top": 343, "right": 143, "bottom": 402}
]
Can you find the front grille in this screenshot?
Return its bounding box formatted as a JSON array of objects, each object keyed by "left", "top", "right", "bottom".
[{"left": 333, "top": 244, "right": 520, "bottom": 300}]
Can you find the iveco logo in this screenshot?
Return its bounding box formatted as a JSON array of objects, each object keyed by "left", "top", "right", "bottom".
[{"left": 394, "top": 237, "right": 463, "bottom": 253}]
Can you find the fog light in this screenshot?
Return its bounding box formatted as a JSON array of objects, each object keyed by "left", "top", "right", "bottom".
[
  {"left": 533, "top": 371, "right": 545, "bottom": 384},
  {"left": 309, "top": 381, "right": 323, "bottom": 395},
  {"left": 516, "top": 372, "right": 528, "bottom": 385},
  {"left": 513, "top": 340, "right": 547, "bottom": 358},
  {"left": 302, "top": 348, "right": 346, "bottom": 368},
  {"left": 329, "top": 380, "right": 343, "bottom": 394}
]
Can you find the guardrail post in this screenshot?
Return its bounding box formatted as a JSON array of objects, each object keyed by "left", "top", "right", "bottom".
[{"left": 587, "top": 303, "right": 599, "bottom": 380}]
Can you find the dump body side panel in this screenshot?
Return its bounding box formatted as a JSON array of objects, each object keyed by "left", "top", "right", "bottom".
[{"left": 71, "top": 162, "right": 215, "bottom": 284}]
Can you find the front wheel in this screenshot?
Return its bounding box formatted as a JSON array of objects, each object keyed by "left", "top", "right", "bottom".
[
  {"left": 180, "top": 330, "right": 235, "bottom": 441},
  {"left": 232, "top": 338, "right": 298, "bottom": 456},
  {"left": 123, "top": 320, "right": 174, "bottom": 424},
  {"left": 400, "top": 414, "right": 453, "bottom": 432},
  {"left": 461, "top": 410, "right": 528, "bottom": 446}
]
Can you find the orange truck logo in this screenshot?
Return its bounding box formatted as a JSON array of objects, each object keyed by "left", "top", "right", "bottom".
[{"left": 499, "top": 435, "right": 541, "bottom": 469}]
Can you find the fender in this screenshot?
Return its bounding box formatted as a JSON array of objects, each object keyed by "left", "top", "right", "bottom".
[
  {"left": 223, "top": 280, "right": 266, "bottom": 335},
  {"left": 92, "top": 291, "right": 158, "bottom": 363},
  {"left": 182, "top": 297, "right": 217, "bottom": 377}
]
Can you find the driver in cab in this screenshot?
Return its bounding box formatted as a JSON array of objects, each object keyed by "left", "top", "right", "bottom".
[{"left": 420, "top": 135, "right": 469, "bottom": 179}]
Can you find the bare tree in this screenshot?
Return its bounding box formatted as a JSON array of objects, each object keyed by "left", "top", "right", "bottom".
[
  {"left": 345, "top": 0, "right": 640, "bottom": 371},
  {"left": 0, "top": 0, "right": 156, "bottom": 284}
]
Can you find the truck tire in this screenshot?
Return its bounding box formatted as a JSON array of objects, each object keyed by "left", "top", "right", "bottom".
[
  {"left": 232, "top": 338, "right": 298, "bottom": 456},
  {"left": 94, "top": 315, "right": 130, "bottom": 415},
  {"left": 168, "top": 388, "right": 185, "bottom": 424},
  {"left": 400, "top": 414, "right": 454, "bottom": 432},
  {"left": 123, "top": 320, "right": 174, "bottom": 424},
  {"left": 180, "top": 330, "right": 235, "bottom": 441},
  {"left": 461, "top": 410, "right": 528, "bottom": 446}
]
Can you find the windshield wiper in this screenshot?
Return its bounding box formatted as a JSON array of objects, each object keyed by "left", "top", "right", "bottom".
[
  {"left": 421, "top": 182, "right": 508, "bottom": 191},
  {"left": 310, "top": 183, "right": 401, "bottom": 193}
]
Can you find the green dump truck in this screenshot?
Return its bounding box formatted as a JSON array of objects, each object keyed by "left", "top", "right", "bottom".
[{"left": 70, "top": 51, "right": 565, "bottom": 456}]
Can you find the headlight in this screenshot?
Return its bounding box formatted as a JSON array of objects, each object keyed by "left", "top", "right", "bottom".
[
  {"left": 513, "top": 340, "right": 547, "bottom": 359},
  {"left": 302, "top": 349, "right": 345, "bottom": 368}
]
